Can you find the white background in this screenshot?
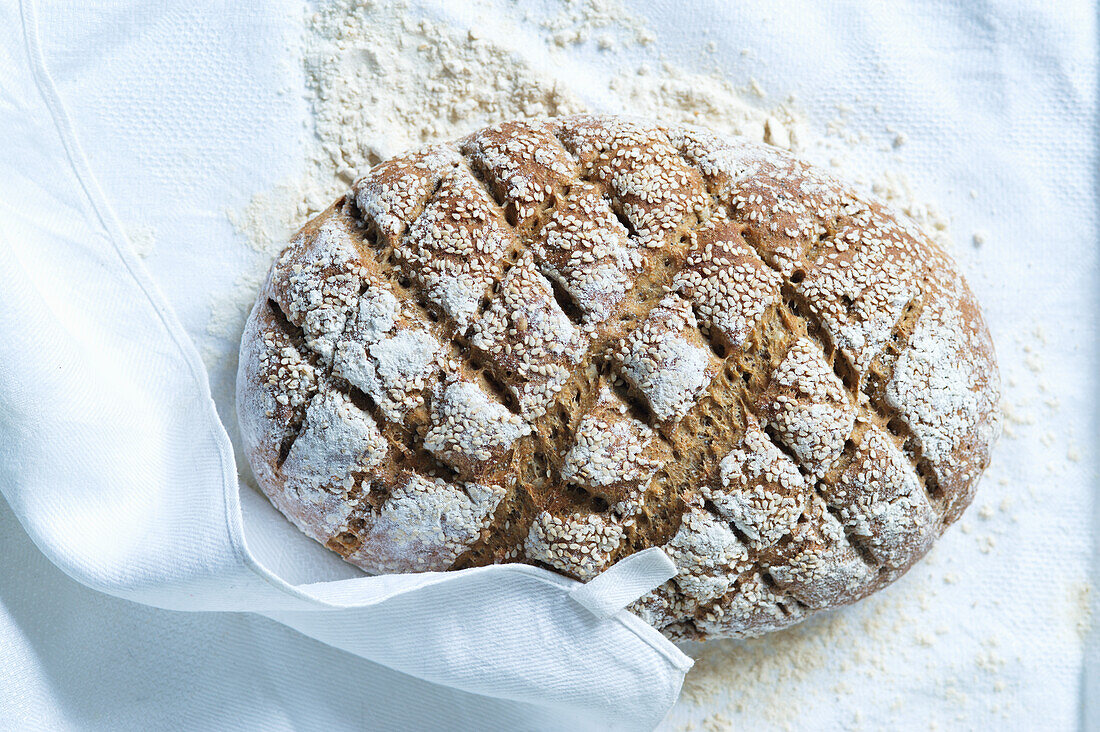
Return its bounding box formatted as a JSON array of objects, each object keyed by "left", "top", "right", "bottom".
[{"left": 1, "top": 0, "right": 1097, "bottom": 729}]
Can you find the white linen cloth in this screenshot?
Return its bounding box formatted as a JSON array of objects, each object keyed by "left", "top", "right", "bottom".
[
  {"left": 0, "top": 1, "right": 688, "bottom": 729},
  {"left": 0, "top": 0, "right": 1096, "bottom": 730}
]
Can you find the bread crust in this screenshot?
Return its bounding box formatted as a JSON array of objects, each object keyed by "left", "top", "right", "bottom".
[{"left": 237, "top": 115, "right": 1000, "bottom": 639}]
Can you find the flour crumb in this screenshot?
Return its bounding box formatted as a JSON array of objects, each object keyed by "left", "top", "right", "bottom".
[{"left": 126, "top": 224, "right": 157, "bottom": 258}]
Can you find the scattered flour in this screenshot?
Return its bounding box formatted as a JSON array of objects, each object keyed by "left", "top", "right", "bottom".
[
  {"left": 227, "top": 0, "right": 949, "bottom": 267},
  {"left": 533, "top": 0, "right": 655, "bottom": 48},
  {"left": 125, "top": 224, "right": 158, "bottom": 259}
]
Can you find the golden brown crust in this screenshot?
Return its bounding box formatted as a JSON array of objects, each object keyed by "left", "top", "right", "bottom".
[{"left": 236, "top": 115, "right": 1000, "bottom": 640}]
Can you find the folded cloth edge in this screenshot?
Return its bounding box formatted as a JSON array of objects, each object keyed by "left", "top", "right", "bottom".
[{"left": 570, "top": 548, "right": 679, "bottom": 620}]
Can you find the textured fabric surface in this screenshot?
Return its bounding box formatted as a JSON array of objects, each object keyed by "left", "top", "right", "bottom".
[{"left": 0, "top": 0, "right": 1096, "bottom": 730}]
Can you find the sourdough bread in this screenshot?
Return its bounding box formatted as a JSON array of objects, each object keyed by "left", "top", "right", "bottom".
[{"left": 237, "top": 115, "right": 1000, "bottom": 640}]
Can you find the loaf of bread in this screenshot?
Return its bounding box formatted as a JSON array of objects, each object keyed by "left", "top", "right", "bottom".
[{"left": 237, "top": 115, "right": 999, "bottom": 640}]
